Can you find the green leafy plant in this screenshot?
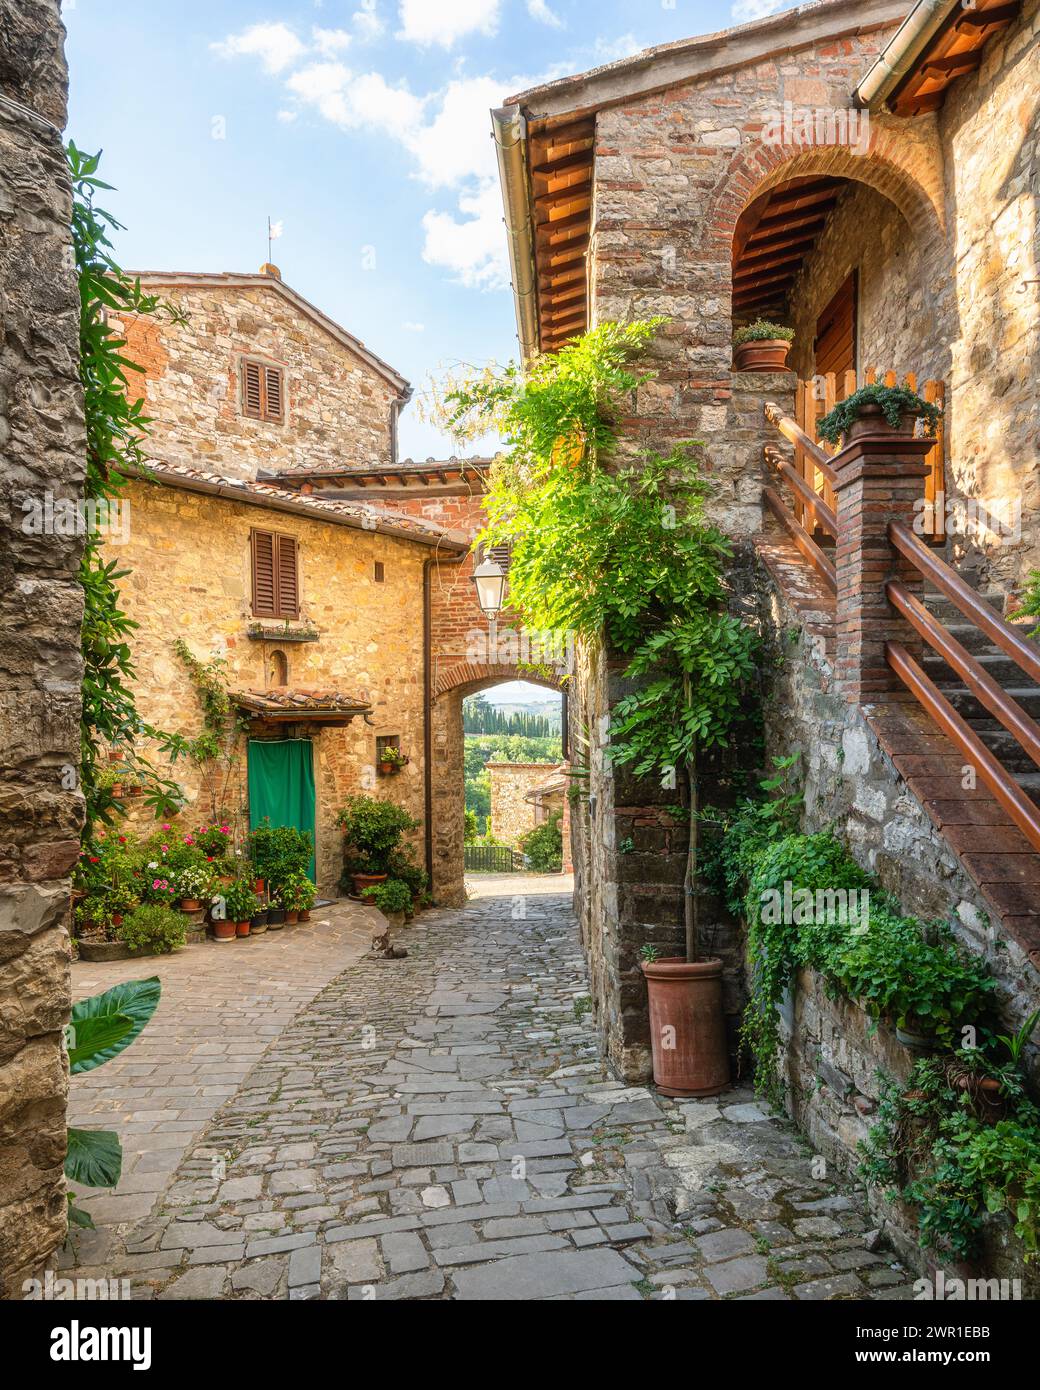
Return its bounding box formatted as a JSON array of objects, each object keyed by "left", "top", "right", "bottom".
[
  {"left": 248, "top": 821, "right": 314, "bottom": 889},
  {"left": 998, "top": 1006, "right": 1040, "bottom": 1066},
  {"left": 519, "top": 811, "right": 564, "bottom": 873},
  {"left": 816, "top": 383, "right": 942, "bottom": 445},
  {"left": 860, "top": 1055, "right": 1040, "bottom": 1264},
  {"left": 1011, "top": 572, "right": 1040, "bottom": 639},
  {"left": 117, "top": 904, "right": 187, "bottom": 956},
  {"left": 361, "top": 878, "right": 413, "bottom": 915},
  {"left": 733, "top": 320, "right": 795, "bottom": 346},
  {"left": 640, "top": 944, "right": 662, "bottom": 964},
  {"left": 337, "top": 796, "right": 418, "bottom": 875},
  {"left": 379, "top": 745, "right": 408, "bottom": 768},
  {"left": 65, "top": 978, "right": 162, "bottom": 1224},
  {"left": 279, "top": 871, "right": 316, "bottom": 912},
  {"left": 70, "top": 143, "right": 190, "bottom": 835},
  {"left": 222, "top": 878, "right": 260, "bottom": 922}
]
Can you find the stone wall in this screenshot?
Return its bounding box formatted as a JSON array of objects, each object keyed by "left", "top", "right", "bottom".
[
  {"left": 756, "top": 545, "right": 1040, "bottom": 1285},
  {"left": 486, "top": 763, "right": 559, "bottom": 847},
  {"left": 0, "top": 0, "right": 81, "bottom": 1298},
  {"left": 105, "top": 481, "right": 430, "bottom": 894},
  {"left": 115, "top": 275, "right": 405, "bottom": 483}
]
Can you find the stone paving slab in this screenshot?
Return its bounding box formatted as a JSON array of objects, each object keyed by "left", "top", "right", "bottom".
[{"left": 66, "top": 882, "right": 916, "bottom": 1301}]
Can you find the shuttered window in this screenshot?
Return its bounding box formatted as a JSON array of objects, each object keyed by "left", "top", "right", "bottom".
[
  {"left": 241, "top": 359, "right": 285, "bottom": 422},
  {"left": 251, "top": 529, "right": 299, "bottom": 619}
]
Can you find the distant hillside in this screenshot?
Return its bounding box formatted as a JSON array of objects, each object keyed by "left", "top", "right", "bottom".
[{"left": 463, "top": 693, "right": 562, "bottom": 737}]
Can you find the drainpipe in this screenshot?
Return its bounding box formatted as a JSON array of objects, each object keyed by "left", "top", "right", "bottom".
[
  {"left": 491, "top": 105, "right": 540, "bottom": 362},
  {"left": 854, "top": 0, "right": 966, "bottom": 110}
]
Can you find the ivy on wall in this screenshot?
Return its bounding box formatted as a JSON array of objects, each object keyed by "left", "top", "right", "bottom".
[{"left": 71, "top": 144, "right": 188, "bottom": 834}]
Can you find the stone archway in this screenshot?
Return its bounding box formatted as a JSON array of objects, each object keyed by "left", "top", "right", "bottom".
[{"left": 430, "top": 663, "right": 564, "bottom": 906}]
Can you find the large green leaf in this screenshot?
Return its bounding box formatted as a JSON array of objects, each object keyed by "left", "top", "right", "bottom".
[
  {"left": 66, "top": 1012, "right": 133, "bottom": 1069},
  {"left": 68, "top": 977, "right": 161, "bottom": 1074},
  {"left": 65, "top": 1127, "right": 122, "bottom": 1188}
]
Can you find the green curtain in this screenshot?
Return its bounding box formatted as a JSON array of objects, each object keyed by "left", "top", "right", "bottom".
[{"left": 247, "top": 739, "right": 316, "bottom": 881}]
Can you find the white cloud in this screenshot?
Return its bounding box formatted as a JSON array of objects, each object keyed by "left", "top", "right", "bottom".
[
  {"left": 528, "top": 0, "right": 563, "bottom": 29},
  {"left": 421, "top": 180, "right": 508, "bottom": 291},
  {"left": 353, "top": 1, "right": 385, "bottom": 41},
  {"left": 396, "top": 0, "right": 501, "bottom": 49},
  {"left": 732, "top": 0, "right": 790, "bottom": 21},
  {"left": 211, "top": 22, "right": 307, "bottom": 74},
  {"left": 591, "top": 32, "right": 639, "bottom": 64},
  {"left": 407, "top": 76, "right": 502, "bottom": 188},
  {"left": 313, "top": 27, "right": 353, "bottom": 55},
  {"left": 402, "top": 321, "right": 425, "bottom": 332},
  {"left": 287, "top": 63, "right": 425, "bottom": 139}
]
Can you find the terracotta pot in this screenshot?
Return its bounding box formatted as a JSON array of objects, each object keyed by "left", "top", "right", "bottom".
[
  {"left": 254, "top": 878, "right": 265, "bottom": 895},
  {"left": 733, "top": 339, "right": 791, "bottom": 373},
  {"left": 110, "top": 782, "right": 124, "bottom": 798},
  {"left": 78, "top": 940, "right": 131, "bottom": 963},
  {"left": 378, "top": 762, "right": 399, "bottom": 775},
  {"left": 236, "top": 920, "right": 251, "bottom": 938},
  {"left": 212, "top": 920, "right": 236, "bottom": 942},
  {"left": 180, "top": 898, "right": 201, "bottom": 912},
  {"left": 845, "top": 404, "right": 918, "bottom": 443},
  {"left": 352, "top": 872, "right": 387, "bottom": 896},
  {"left": 285, "top": 910, "right": 299, "bottom": 925},
  {"left": 298, "top": 909, "right": 311, "bottom": 921},
  {"left": 641, "top": 956, "right": 730, "bottom": 1098},
  {"left": 111, "top": 913, "right": 123, "bottom": 928}
]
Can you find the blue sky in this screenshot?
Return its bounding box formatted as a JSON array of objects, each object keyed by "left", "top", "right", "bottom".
[{"left": 64, "top": 0, "right": 797, "bottom": 460}]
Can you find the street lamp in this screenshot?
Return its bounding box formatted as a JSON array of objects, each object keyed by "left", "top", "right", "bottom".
[{"left": 471, "top": 555, "right": 507, "bottom": 647}]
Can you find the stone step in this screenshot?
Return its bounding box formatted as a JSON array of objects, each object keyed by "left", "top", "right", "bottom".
[
  {"left": 922, "top": 650, "right": 1028, "bottom": 688},
  {"left": 921, "top": 589, "right": 1009, "bottom": 627},
  {"left": 942, "top": 686, "right": 1040, "bottom": 723}
]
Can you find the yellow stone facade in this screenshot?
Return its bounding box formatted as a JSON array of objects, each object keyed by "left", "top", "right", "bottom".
[{"left": 108, "top": 479, "right": 432, "bottom": 894}]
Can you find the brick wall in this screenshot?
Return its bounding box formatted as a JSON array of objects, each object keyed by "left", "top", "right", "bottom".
[
  {"left": 0, "top": 0, "right": 81, "bottom": 1297},
  {"left": 486, "top": 763, "right": 560, "bottom": 847}
]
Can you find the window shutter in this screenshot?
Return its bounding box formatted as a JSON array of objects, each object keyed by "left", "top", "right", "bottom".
[
  {"left": 242, "top": 360, "right": 263, "bottom": 419},
  {"left": 275, "top": 534, "right": 299, "bottom": 618},
  {"left": 264, "top": 366, "right": 284, "bottom": 421},
  {"left": 252, "top": 530, "right": 277, "bottom": 616}
]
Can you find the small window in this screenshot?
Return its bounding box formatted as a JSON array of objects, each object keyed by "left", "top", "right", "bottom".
[
  {"left": 251, "top": 528, "right": 299, "bottom": 619},
  {"left": 374, "top": 561, "right": 385, "bottom": 583},
  {"left": 241, "top": 358, "right": 285, "bottom": 423},
  {"left": 269, "top": 650, "right": 289, "bottom": 687}
]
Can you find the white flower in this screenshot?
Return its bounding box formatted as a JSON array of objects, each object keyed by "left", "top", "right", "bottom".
[{"left": 148, "top": 861, "right": 158, "bottom": 870}]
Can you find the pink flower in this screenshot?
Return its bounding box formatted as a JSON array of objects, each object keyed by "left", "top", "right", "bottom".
[
  {"left": 152, "top": 879, "right": 162, "bottom": 889},
  {"left": 184, "top": 835, "right": 194, "bottom": 845},
  {"left": 161, "top": 845, "right": 169, "bottom": 854},
  {"left": 220, "top": 826, "right": 230, "bottom": 834},
  {"left": 162, "top": 824, "right": 170, "bottom": 831}
]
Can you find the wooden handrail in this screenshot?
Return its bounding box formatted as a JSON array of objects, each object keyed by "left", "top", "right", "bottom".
[
  {"left": 763, "top": 486, "right": 836, "bottom": 592},
  {"left": 889, "top": 521, "right": 1040, "bottom": 686},
  {"left": 765, "top": 445, "right": 838, "bottom": 537},
  {"left": 764, "top": 401, "right": 837, "bottom": 486},
  {"left": 887, "top": 641, "right": 1040, "bottom": 856},
  {"left": 887, "top": 580, "right": 1040, "bottom": 772}
]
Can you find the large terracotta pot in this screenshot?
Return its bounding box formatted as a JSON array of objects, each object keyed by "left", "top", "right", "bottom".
[
  {"left": 352, "top": 872, "right": 387, "bottom": 897},
  {"left": 733, "top": 339, "right": 791, "bottom": 373},
  {"left": 641, "top": 956, "right": 730, "bottom": 1098},
  {"left": 211, "top": 919, "right": 236, "bottom": 942},
  {"left": 844, "top": 404, "right": 918, "bottom": 443}
]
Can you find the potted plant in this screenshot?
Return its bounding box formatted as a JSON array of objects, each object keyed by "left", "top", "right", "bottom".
[
  {"left": 107, "top": 879, "right": 140, "bottom": 929},
  {"left": 222, "top": 878, "right": 259, "bottom": 939},
  {"left": 377, "top": 746, "right": 409, "bottom": 775},
  {"left": 361, "top": 877, "right": 413, "bottom": 929},
  {"left": 732, "top": 320, "right": 795, "bottom": 372},
  {"left": 280, "top": 871, "right": 315, "bottom": 924},
  {"left": 816, "top": 383, "right": 942, "bottom": 447},
  {"left": 337, "top": 795, "right": 419, "bottom": 897},
  {"left": 267, "top": 893, "right": 287, "bottom": 928},
  {"left": 117, "top": 903, "right": 187, "bottom": 956},
  {"left": 73, "top": 897, "right": 130, "bottom": 962},
  {"left": 171, "top": 862, "right": 214, "bottom": 913}
]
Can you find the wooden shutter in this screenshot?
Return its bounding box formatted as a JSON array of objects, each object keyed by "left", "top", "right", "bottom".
[
  {"left": 264, "top": 366, "right": 284, "bottom": 421},
  {"left": 275, "top": 534, "right": 299, "bottom": 618},
  {"left": 242, "top": 360, "right": 263, "bottom": 419},
  {"left": 251, "top": 529, "right": 277, "bottom": 616}
]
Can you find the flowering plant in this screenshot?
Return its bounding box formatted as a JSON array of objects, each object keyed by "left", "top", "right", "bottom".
[
  {"left": 195, "top": 824, "right": 234, "bottom": 860},
  {"left": 170, "top": 863, "right": 215, "bottom": 901}
]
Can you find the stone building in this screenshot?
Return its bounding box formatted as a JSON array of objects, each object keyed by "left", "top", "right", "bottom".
[
  {"left": 103, "top": 271, "right": 478, "bottom": 896},
  {"left": 0, "top": 0, "right": 83, "bottom": 1298},
  {"left": 493, "top": 0, "right": 1040, "bottom": 1276},
  {"left": 486, "top": 761, "right": 565, "bottom": 849}
]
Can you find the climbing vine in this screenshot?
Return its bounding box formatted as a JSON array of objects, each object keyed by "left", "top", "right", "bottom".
[
  {"left": 71, "top": 143, "right": 188, "bottom": 833},
  {"left": 439, "top": 321, "right": 761, "bottom": 959},
  {"left": 172, "top": 639, "right": 248, "bottom": 822}
]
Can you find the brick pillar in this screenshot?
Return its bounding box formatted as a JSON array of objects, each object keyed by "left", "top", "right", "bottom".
[
  {"left": 833, "top": 432, "right": 933, "bottom": 703},
  {"left": 561, "top": 768, "right": 573, "bottom": 874}
]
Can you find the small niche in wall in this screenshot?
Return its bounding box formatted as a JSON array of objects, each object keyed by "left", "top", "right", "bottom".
[
  {"left": 374, "top": 561, "right": 385, "bottom": 583},
  {"left": 376, "top": 735, "right": 407, "bottom": 775},
  {"left": 269, "top": 649, "right": 289, "bottom": 687}
]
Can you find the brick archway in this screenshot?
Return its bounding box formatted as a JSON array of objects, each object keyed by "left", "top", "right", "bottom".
[
  {"left": 701, "top": 125, "right": 947, "bottom": 261},
  {"left": 429, "top": 659, "right": 566, "bottom": 906}
]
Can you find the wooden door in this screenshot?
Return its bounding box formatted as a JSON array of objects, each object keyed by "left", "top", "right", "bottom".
[{"left": 815, "top": 271, "right": 857, "bottom": 384}]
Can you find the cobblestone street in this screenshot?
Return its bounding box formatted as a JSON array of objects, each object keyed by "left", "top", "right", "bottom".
[{"left": 67, "top": 881, "right": 917, "bottom": 1301}]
